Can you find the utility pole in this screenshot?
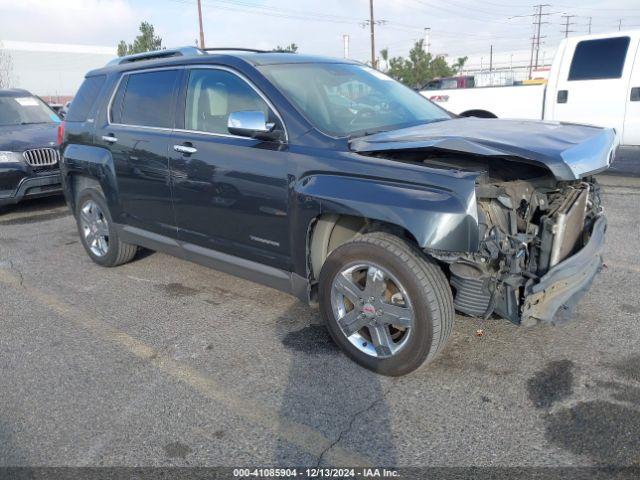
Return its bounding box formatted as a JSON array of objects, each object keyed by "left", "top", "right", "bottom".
[
  {"left": 528, "top": 34, "right": 535, "bottom": 79},
  {"left": 561, "top": 14, "right": 576, "bottom": 38},
  {"left": 588, "top": 16, "right": 592, "bottom": 34},
  {"left": 343, "top": 34, "right": 350, "bottom": 59},
  {"left": 197, "top": 0, "right": 205, "bottom": 49},
  {"left": 618, "top": 19, "right": 622, "bottom": 31},
  {"left": 369, "top": 0, "right": 376, "bottom": 68},
  {"left": 489, "top": 44, "right": 493, "bottom": 73},
  {"left": 533, "top": 4, "right": 551, "bottom": 74},
  {"left": 510, "top": 4, "right": 556, "bottom": 78},
  {"left": 361, "top": 1, "right": 386, "bottom": 68}
]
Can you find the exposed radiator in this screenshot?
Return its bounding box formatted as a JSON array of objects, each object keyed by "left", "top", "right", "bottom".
[{"left": 539, "top": 183, "right": 590, "bottom": 272}]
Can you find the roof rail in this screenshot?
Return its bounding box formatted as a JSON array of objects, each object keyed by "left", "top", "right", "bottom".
[
  {"left": 106, "top": 46, "right": 204, "bottom": 66},
  {"left": 202, "top": 48, "right": 268, "bottom": 53}
]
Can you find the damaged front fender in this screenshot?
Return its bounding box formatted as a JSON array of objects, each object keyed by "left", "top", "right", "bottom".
[{"left": 296, "top": 173, "right": 480, "bottom": 252}]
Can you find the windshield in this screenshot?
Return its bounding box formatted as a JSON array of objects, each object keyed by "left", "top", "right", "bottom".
[
  {"left": 0, "top": 96, "right": 60, "bottom": 126},
  {"left": 259, "top": 63, "right": 450, "bottom": 137}
]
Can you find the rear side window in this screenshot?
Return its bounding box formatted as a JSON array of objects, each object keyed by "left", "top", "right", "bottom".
[
  {"left": 116, "top": 70, "right": 179, "bottom": 128},
  {"left": 568, "top": 37, "right": 630, "bottom": 81},
  {"left": 66, "top": 75, "right": 106, "bottom": 122}
]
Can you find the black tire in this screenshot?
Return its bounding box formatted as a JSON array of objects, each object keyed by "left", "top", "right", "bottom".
[
  {"left": 318, "top": 232, "right": 454, "bottom": 376},
  {"left": 75, "top": 189, "right": 137, "bottom": 267}
]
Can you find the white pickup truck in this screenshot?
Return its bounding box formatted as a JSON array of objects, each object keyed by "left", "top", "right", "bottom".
[{"left": 422, "top": 31, "right": 640, "bottom": 151}]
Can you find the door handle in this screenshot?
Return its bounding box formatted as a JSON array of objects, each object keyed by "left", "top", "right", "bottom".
[
  {"left": 631, "top": 87, "right": 640, "bottom": 102},
  {"left": 557, "top": 90, "right": 568, "bottom": 104},
  {"left": 102, "top": 134, "right": 118, "bottom": 143},
  {"left": 174, "top": 144, "right": 197, "bottom": 154}
]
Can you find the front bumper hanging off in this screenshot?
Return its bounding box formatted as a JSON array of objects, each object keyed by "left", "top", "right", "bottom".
[{"left": 521, "top": 215, "right": 607, "bottom": 326}]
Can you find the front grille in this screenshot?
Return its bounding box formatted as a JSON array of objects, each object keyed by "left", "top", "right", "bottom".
[{"left": 23, "top": 148, "right": 59, "bottom": 169}]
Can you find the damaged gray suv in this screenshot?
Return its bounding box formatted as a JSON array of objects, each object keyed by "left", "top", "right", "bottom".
[{"left": 60, "top": 48, "right": 615, "bottom": 375}]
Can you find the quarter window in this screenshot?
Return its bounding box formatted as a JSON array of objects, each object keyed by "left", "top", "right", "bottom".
[
  {"left": 568, "top": 37, "right": 630, "bottom": 81},
  {"left": 184, "top": 69, "right": 279, "bottom": 135},
  {"left": 116, "top": 70, "right": 179, "bottom": 128},
  {"left": 67, "top": 75, "right": 106, "bottom": 122}
]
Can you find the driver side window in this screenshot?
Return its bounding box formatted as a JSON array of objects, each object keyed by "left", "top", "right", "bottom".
[{"left": 185, "top": 69, "right": 280, "bottom": 135}]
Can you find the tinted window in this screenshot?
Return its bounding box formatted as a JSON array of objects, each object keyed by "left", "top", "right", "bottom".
[
  {"left": 119, "top": 70, "right": 179, "bottom": 128},
  {"left": 110, "top": 75, "right": 128, "bottom": 124},
  {"left": 568, "top": 37, "right": 630, "bottom": 81},
  {"left": 441, "top": 79, "right": 458, "bottom": 89},
  {"left": 0, "top": 96, "right": 60, "bottom": 126},
  {"left": 66, "top": 75, "right": 106, "bottom": 122},
  {"left": 185, "top": 69, "right": 278, "bottom": 134}
]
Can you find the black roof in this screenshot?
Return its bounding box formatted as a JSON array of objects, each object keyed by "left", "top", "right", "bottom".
[
  {"left": 0, "top": 88, "right": 33, "bottom": 97},
  {"left": 87, "top": 47, "right": 357, "bottom": 76}
]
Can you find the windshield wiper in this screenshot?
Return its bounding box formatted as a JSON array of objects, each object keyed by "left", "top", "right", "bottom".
[{"left": 348, "top": 128, "right": 390, "bottom": 140}]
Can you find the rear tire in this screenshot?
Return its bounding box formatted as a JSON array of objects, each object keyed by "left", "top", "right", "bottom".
[
  {"left": 318, "top": 232, "right": 454, "bottom": 376},
  {"left": 75, "top": 189, "right": 137, "bottom": 267}
]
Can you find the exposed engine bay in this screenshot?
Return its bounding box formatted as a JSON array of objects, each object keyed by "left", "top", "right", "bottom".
[{"left": 380, "top": 151, "right": 605, "bottom": 326}]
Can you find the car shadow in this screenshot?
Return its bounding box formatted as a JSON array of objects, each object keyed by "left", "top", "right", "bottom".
[
  {"left": 274, "top": 301, "right": 397, "bottom": 466},
  {"left": 0, "top": 195, "right": 67, "bottom": 218}
]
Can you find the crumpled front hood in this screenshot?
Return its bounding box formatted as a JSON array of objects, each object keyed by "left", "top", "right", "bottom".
[
  {"left": 0, "top": 123, "right": 58, "bottom": 152},
  {"left": 349, "top": 117, "right": 618, "bottom": 180}
]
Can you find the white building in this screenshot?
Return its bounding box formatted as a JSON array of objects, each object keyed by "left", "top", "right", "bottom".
[{"left": 0, "top": 40, "right": 116, "bottom": 102}]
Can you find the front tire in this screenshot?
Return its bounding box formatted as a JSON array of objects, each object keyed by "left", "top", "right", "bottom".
[
  {"left": 75, "top": 189, "right": 137, "bottom": 267},
  {"left": 318, "top": 232, "right": 454, "bottom": 376}
]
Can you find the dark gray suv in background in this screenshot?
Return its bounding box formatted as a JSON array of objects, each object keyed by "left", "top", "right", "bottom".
[
  {"left": 0, "top": 89, "right": 62, "bottom": 207},
  {"left": 60, "top": 47, "right": 615, "bottom": 375}
]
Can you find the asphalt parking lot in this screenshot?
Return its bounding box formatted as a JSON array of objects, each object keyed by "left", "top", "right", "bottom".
[{"left": 0, "top": 174, "right": 639, "bottom": 468}]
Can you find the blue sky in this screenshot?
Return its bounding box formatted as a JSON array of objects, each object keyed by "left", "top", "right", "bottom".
[{"left": 1, "top": 0, "right": 638, "bottom": 62}]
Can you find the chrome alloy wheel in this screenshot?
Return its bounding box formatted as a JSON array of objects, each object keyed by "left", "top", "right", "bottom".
[
  {"left": 79, "top": 200, "right": 110, "bottom": 257},
  {"left": 330, "top": 263, "right": 414, "bottom": 358}
]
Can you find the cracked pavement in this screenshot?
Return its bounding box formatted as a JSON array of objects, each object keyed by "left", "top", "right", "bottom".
[{"left": 0, "top": 174, "right": 639, "bottom": 467}]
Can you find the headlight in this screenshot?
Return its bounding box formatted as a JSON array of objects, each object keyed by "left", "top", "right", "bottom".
[{"left": 0, "top": 151, "right": 23, "bottom": 163}]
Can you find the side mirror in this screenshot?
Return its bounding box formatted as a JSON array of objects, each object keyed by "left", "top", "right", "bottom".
[{"left": 227, "top": 110, "right": 281, "bottom": 141}]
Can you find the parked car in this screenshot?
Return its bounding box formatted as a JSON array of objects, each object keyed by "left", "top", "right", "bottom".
[
  {"left": 59, "top": 101, "right": 72, "bottom": 119},
  {"left": 48, "top": 103, "right": 64, "bottom": 116},
  {"left": 422, "top": 75, "right": 475, "bottom": 90},
  {"left": 0, "top": 88, "right": 62, "bottom": 207},
  {"left": 421, "top": 30, "right": 640, "bottom": 153},
  {"left": 60, "top": 48, "right": 614, "bottom": 375}
]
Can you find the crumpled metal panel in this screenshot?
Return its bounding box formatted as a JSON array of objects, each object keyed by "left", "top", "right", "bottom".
[{"left": 350, "top": 117, "right": 617, "bottom": 181}]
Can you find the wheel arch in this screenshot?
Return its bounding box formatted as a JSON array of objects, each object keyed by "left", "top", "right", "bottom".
[
  {"left": 459, "top": 109, "right": 497, "bottom": 118},
  {"left": 61, "top": 144, "right": 119, "bottom": 217},
  {"left": 307, "top": 213, "right": 422, "bottom": 283}
]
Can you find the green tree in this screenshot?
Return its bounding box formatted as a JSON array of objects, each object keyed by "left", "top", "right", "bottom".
[
  {"left": 117, "top": 22, "right": 164, "bottom": 57},
  {"left": 387, "top": 39, "right": 454, "bottom": 89},
  {"left": 273, "top": 43, "right": 298, "bottom": 53},
  {"left": 453, "top": 56, "right": 468, "bottom": 73}
]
